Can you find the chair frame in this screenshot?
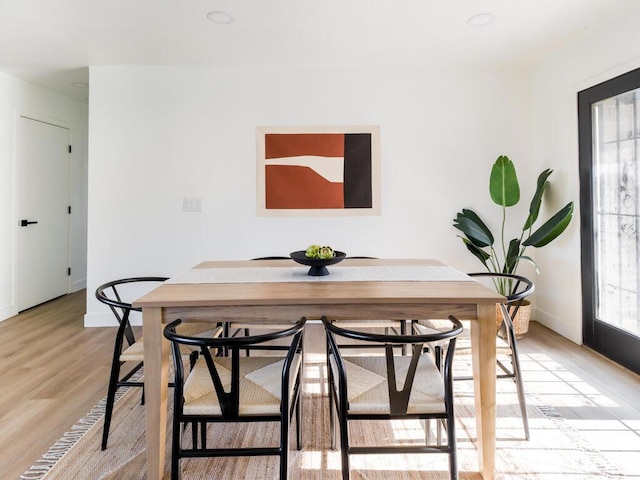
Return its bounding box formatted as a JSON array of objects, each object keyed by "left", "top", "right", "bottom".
[
  {"left": 322, "top": 315, "right": 463, "bottom": 480},
  {"left": 467, "top": 272, "right": 534, "bottom": 440},
  {"left": 95, "top": 276, "right": 173, "bottom": 451},
  {"left": 415, "top": 272, "right": 535, "bottom": 440},
  {"left": 164, "top": 317, "right": 306, "bottom": 480}
]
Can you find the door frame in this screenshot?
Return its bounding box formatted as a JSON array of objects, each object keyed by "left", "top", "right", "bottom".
[
  {"left": 12, "top": 110, "right": 72, "bottom": 312},
  {"left": 578, "top": 66, "right": 640, "bottom": 374}
]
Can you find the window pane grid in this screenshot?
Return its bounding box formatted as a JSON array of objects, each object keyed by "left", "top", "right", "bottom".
[{"left": 592, "top": 89, "right": 640, "bottom": 335}]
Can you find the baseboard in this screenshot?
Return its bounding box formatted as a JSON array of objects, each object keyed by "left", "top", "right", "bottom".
[
  {"left": 0, "top": 304, "right": 17, "bottom": 322},
  {"left": 533, "top": 306, "right": 582, "bottom": 345},
  {"left": 71, "top": 277, "right": 87, "bottom": 292}
]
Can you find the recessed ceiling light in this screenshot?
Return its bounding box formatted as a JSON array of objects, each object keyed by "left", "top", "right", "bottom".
[
  {"left": 71, "top": 82, "right": 89, "bottom": 88},
  {"left": 467, "top": 13, "right": 494, "bottom": 27},
  {"left": 206, "top": 10, "right": 233, "bottom": 24}
]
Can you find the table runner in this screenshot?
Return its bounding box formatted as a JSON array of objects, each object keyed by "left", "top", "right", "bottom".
[{"left": 166, "top": 265, "right": 473, "bottom": 284}]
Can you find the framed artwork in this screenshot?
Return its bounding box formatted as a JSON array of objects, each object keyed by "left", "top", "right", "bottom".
[{"left": 256, "top": 125, "right": 380, "bottom": 216}]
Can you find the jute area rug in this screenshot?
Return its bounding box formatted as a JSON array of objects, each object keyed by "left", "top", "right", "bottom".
[{"left": 23, "top": 355, "right": 620, "bottom": 480}]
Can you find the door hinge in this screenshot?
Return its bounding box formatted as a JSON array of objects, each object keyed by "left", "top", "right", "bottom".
[
  {"left": 68, "top": 205, "right": 71, "bottom": 214},
  {"left": 68, "top": 145, "right": 72, "bottom": 153},
  {"left": 67, "top": 267, "right": 71, "bottom": 276}
]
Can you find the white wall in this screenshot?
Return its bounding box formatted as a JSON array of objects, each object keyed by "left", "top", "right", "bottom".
[
  {"left": 0, "top": 72, "right": 88, "bottom": 321},
  {"left": 531, "top": 13, "right": 640, "bottom": 342},
  {"left": 85, "top": 65, "right": 533, "bottom": 326}
]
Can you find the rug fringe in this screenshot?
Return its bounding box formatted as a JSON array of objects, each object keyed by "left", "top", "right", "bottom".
[
  {"left": 532, "top": 394, "right": 625, "bottom": 479},
  {"left": 20, "top": 370, "right": 144, "bottom": 480}
]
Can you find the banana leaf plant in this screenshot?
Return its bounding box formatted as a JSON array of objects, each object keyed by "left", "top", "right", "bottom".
[{"left": 453, "top": 155, "right": 574, "bottom": 295}]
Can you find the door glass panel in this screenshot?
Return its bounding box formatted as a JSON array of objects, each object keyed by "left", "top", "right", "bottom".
[{"left": 592, "top": 88, "right": 640, "bottom": 336}]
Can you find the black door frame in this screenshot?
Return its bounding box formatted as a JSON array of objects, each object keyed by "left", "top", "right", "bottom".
[{"left": 578, "top": 66, "right": 640, "bottom": 374}]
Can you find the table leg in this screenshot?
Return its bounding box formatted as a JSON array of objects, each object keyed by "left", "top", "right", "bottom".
[
  {"left": 143, "top": 307, "right": 169, "bottom": 480},
  {"left": 470, "top": 303, "right": 497, "bottom": 480}
]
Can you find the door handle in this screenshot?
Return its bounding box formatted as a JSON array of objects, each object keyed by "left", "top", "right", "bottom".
[{"left": 20, "top": 219, "right": 38, "bottom": 227}]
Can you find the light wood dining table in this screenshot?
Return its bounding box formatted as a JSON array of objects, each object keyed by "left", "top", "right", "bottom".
[{"left": 134, "top": 258, "right": 504, "bottom": 480}]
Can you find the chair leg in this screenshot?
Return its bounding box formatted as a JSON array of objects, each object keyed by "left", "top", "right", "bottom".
[
  {"left": 339, "top": 415, "right": 350, "bottom": 480},
  {"left": 447, "top": 415, "right": 458, "bottom": 480},
  {"left": 296, "top": 391, "right": 302, "bottom": 450},
  {"left": 509, "top": 344, "right": 530, "bottom": 440},
  {"left": 101, "top": 356, "right": 123, "bottom": 450},
  {"left": 296, "top": 337, "right": 304, "bottom": 451},
  {"left": 171, "top": 420, "right": 182, "bottom": 480},
  {"left": 280, "top": 407, "right": 290, "bottom": 480}
]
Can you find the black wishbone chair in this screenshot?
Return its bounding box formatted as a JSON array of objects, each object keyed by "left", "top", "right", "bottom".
[
  {"left": 96, "top": 277, "right": 221, "bottom": 450},
  {"left": 413, "top": 272, "right": 535, "bottom": 440},
  {"left": 164, "top": 316, "right": 307, "bottom": 480},
  {"left": 322, "top": 315, "right": 463, "bottom": 480}
]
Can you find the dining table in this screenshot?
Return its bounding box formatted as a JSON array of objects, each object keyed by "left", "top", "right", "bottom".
[{"left": 133, "top": 257, "right": 504, "bottom": 479}]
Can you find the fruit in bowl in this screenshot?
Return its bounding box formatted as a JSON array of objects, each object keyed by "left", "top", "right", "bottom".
[
  {"left": 290, "top": 246, "right": 346, "bottom": 276},
  {"left": 305, "top": 245, "right": 335, "bottom": 260}
]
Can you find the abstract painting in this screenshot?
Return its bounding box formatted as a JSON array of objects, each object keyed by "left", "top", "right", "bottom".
[{"left": 256, "top": 126, "right": 380, "bottom": 216}]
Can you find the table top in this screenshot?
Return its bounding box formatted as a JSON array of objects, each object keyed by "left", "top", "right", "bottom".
[{"left": 133, "top": 258, "right": 504, "bottom": 308}]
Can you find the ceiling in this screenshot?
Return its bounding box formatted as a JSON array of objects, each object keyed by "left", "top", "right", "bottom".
[{"left": 1, "top": 0, "right": 639, "bottom": 103}]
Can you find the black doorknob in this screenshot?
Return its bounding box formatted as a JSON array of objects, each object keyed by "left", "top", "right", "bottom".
[{"left": 20, "top": 219, "right": 38, "bottom": 227}]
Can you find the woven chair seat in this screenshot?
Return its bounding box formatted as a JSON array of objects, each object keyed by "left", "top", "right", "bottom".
[
  {"left": 335, "top": 355, "right": 446, "bottom": 415},
  {"left": 120, "top": 325, "right": 223, "bottom": 362},
  {"left": 414, "top": 319, "right": 512, "bottom": 354},
  {"left": 183, "top": 355, "right": 302, "bottom": 416}
]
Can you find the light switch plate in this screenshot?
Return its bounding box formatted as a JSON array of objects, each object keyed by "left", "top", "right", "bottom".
[{"left": 182, "top": 197, "right": 203, "bottom": 212}]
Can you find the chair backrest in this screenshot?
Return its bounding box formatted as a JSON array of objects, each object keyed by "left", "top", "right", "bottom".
[
  {"left": 95, "top": 277, "right": 168, "bottom": 346},
  {"left": 164, "top": 317, "right": 307, "bottom": 419},
  {"left": 467, "top": 272, "right": 534, "bottom": 330},
  {"left": 321, "top": 315, "right": 463, "bottom": 415}
]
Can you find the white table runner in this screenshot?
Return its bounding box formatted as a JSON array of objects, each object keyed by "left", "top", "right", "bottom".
[{"left": 166, "top": 265, "right": 473, "bottom": 284}]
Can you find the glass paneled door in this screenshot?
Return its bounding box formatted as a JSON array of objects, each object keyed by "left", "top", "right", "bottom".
[{"left": 579, "top": 67, "right": 640, "bottom": 374}]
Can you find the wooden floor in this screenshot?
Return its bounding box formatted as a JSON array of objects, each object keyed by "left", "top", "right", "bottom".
[
  {"left": 0, "top": 290, "right": 115, "bottom": 479},
  {"left": 1, "top": 291, "right": 640, "bottom": 478}
]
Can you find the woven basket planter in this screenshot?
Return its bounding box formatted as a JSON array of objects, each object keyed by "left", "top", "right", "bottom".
[{"left": 496, "top": 299, "right": 531, "bottom": 339}]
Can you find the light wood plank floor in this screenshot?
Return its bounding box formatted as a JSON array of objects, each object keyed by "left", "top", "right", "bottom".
[
  {"left": 1, "top": 291, "right": 640, "bottom": 478},
  {"left": 0, "top": 290, "right": 115, "bottom": 478}
]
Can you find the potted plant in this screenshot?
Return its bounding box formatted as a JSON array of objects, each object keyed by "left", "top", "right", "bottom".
[{"left": 453, "top": 155, "right": 574, "bottom": 335}]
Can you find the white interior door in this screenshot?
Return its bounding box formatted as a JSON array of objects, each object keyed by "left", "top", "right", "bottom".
[{"left": 16, "top": 116, "right": 70, "bottom": 311}]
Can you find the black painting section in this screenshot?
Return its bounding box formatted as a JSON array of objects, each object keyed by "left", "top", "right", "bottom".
[{"left": 343, "top": 134, "right": 372, "bottom": 208}]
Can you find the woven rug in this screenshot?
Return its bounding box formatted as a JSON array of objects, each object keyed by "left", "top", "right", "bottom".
[{"left": 22, "top": 355, "right": 622, "bottom": 480}]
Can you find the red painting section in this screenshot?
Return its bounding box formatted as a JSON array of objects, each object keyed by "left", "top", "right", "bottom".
[
  {"left": 265, "top": 134, "right": 344, "bottom": 159},
  {"left": 265, "top": 165, "right": 344, "bottom": 209}
]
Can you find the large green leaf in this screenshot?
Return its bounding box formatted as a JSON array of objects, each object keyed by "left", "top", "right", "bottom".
[
  {"left": 523, "top": 169, "right": 553, "bottom": 230},
  {"left": 489, "top": 155, "right": 520, "bottom": 207},
  {"left": 453, "top": 209, "right": 494, "bottom": 247},
  {"left": 504, "top": 238, "right": 521, "bottom": 273},
  {"left": 462, "top": 238, "right": 491, "bottom": 266},
  {"left": 523, "top": 202, "right": 574, "bottom": 247}
]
